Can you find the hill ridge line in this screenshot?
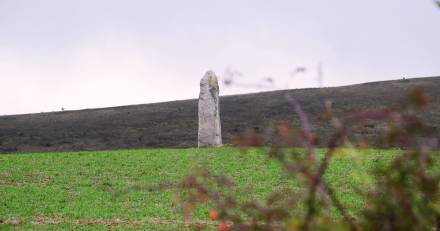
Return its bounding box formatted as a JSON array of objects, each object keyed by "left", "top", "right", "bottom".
[{"left": 2, "top": 76, "right": 439, "bottom": 118}]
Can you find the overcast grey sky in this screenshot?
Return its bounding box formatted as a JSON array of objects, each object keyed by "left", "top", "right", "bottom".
[{"left": 0, "top": 0, "right": 439, "bottom": 115}]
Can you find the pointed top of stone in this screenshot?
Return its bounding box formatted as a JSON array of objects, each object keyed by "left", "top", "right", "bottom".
[
  {"left": 204, "top": 70, "right": 215, "bottom": 76},
  {"left": 200, "top": 70, "right": 219, "bottom": 88}
]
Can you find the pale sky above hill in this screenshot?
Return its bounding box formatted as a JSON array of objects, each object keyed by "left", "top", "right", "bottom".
[{"left": 0, "top": 0, "right": 439, "bottom": 115}]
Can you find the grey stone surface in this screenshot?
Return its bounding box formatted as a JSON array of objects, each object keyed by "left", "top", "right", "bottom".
[{"left": 198, "top": 71, "right": 222, "bottom": 147}]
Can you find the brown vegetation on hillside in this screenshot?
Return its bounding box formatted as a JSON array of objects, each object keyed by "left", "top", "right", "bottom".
[{"left": 0, "top": 77, "right": 439, "bottom": 153}]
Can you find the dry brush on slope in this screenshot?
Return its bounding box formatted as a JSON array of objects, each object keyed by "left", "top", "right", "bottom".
[{"left": 0, "top": 77, "right": 439, "bottom": 153}]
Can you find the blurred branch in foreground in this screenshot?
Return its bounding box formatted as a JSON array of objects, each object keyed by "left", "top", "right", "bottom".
[{"left": 174, "top": 69, "right": 439, "bottom": 230}]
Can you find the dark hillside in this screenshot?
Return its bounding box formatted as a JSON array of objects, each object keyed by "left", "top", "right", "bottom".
[{"left": 0, "top": 77, "right": 439, "bottom": 153}]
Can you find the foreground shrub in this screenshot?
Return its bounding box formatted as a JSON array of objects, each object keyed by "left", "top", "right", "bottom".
[{"left": 175, "top": 89, "right": 439, "bottom": 230}]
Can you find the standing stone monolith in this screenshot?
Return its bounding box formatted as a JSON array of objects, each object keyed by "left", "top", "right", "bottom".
[{"left": 198, "top": 71, "right": 222, "bottom": 147}]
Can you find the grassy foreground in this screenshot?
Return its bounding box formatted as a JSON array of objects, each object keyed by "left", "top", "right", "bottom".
[{"left": 0, "top": 147, "right": 420, "bottom": 230}]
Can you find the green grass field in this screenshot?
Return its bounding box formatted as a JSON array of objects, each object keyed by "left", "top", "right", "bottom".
[{"left": 0, "top": 147, "right": 423, "bottom": 230}]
